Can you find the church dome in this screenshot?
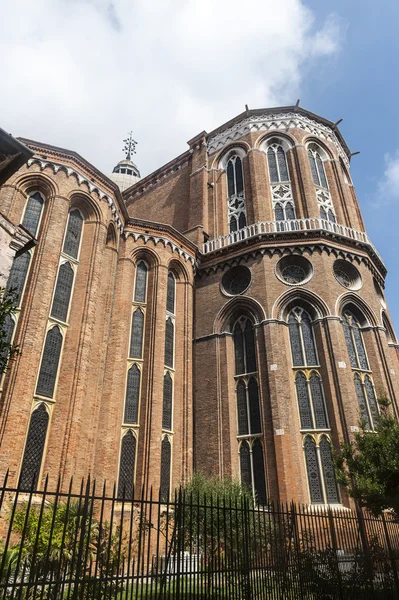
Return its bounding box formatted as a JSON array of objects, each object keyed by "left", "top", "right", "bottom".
[{"left": 109, "top": 158, "right": 141, "bottom": 192}]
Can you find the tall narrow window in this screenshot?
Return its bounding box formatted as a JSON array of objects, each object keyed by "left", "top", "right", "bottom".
[
  {"left": 162, "top": 372, "right": 173, "bottom": 431},
  {"left": 130, "top": 308, "right": 144, "bottom": 359},
  {"left": 342, "top": 311, "right": 369, "bottom": 370},
  {"left": 288, "top": 306, "right": 338, "bottom": 504},
  {"left": 63, "top": 210, "right": 83, "bottom": 259},
  {"left": 117, "top": 431, "right": 136, "bottom": 500},
  {"left": 124, "top": 364, "right": 141, "bottom": 424},
  {"left": 36, "top": 326, "right": 63, "bottom": 398},
  {"left": 319, "top": 436, "right": 340, "bottom": 504},
  {"left": 233, "top": 315, "right": 266, "bottom": 502},
  {"left": 6, "top": 252, "right": 31, "bottom": 306},
  {"left": 226, "top": 155, "right": 246, "bottom": 233},
  {"left": 267, "top": 143, "right": 296, "bottom": 222},
  {"left": 166, "top": 272, "right": 175, "bottom": 314},
  {"left": 0, "top": 315, "right": 16, "bottom": 366},
  {"left": 134, "top": 261, "right": 148, "bottom": 303},
  {"left": 51, "top": 262, "right": 74, "bottom": 322},
  {"left": 160, "top": 436, "right": 172, "bottom": 501},
  {"left": 19, "top": 404, "right": 49, "bottom": 490},
  {"left": 22, "top": 192, "right": 44, "bottom": 237},
  {"left": 307, "top": 144, "right": 336, "bottom": 222},
  {"left": 164, "top": 318, "right": 174, "bottom": 368}
]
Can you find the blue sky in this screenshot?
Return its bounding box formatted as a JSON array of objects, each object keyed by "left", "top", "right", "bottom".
[
  {"left": 304, "top": 0, "right": 399, "bottom": 329},
  {"left": 1, "top": 0, "right": 398, "bottom": 329}
]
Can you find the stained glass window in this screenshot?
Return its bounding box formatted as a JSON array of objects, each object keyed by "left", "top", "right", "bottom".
[
  {"left": 124, "top": 364, "right": 140, "bottom": 424},
  {"left": 364, "top": 375, "right": 378, "bottom": 425},
  {"left": 296, "top": 372, "right": 313, "bottom": 429},
  {"left": 252, "top": 440, "right": 267, "bottom": 504},
  {"left": 0, "top": 314, "right": 15, "bottom": 366},
  {"left": 129, "top": 308, "right": 144, "bottom": 359},
  {"left": 63, "top": 210, "right": 83, "bottom": 259},
  {"left": 320, "top": 206, "right": 327, "bottom": 220},
  {"left": 19, "top": 404, "right": 49, "bottom": 490},
  {"left": 236, "top": 380, "right": 248, "bottom": 435},
  {"left": 343, "top": 312, "right": 369, "bottom": 370},
  {"left": 167, "top": 272, "right": 175, "bottom": 314},
  {"left": 285, "top": 203, "right": 295, "bottom": 221},
  {"left": 248, "top": 378, "right": 261, "bottom": 434},
  {"left": 230, "top": 216, "right": 237, "bottom": 233},
  {"left": 239, "top": 441, "right": 252, "bottom": 490},
  {"left": 277, "top": 146, "right": 289, "bottom": 182},
  {"left": 36, "top": 327, "right": 63, "bottom": 398},
  {"left": 267, "top": 147, "right": 279, "bottom": 183},
  {"left": 227, "top": 155, "right": 246, "bottom": 233},
  {"left": 310, "top": 372, "right": 328, "bottom": 429},
  {"left": 328, "top": 210, "right": 336, "bottom": 224},
  {"left": 301, "top": 311, "right": 318, "bottom": 366},
  {"left": 274, "top": 203, "right": 284, "bottom": 221},
  {"left": 289, "top": 313, "right": 304, "bottom": 366},
  {"left": 117, "top": 431, "right": 136, "bottom": 500},
  {"left": 354, "top": 373, "right": 371, "bottom": 429},
  {"left": 320, "top": 436, "right": 339, "bottom": 504},
  {"left": 134, "top": 262, "right": 148, "bottom": 303},
  {"left": 244, "top": 320, "right": 256, "bottom": 373},
  {"left": 308, "top": 151, "right": 319, "bottom": 187},
  {"left": 352, "top": 324, "right": 369, "bottom": 370},
  {"left": 164, "top": 318, "right": 174, "bottom": 368},
  {"left": 160, "top": 436, "right": 172, "bottom": 502},
  {"left": 6, "top": 252, "right": 31, "bottom": 306},
  {"left": 304, "top": 436, "right": 323, "bottom": 503},
  {"left": 51, "top": 262, "right": 74, "bottom": 322},
  {"left": 233, "top": 322, "right": 245, "bottom": 375},
  {"left": 343, "top": 320, "right": 357, "bottom": 369},
  {"left": 22, "top": 192, "right": 44, "bottom": 237},
  {"left": 316, "top": 155, "right": 328, "bottom": 189},
  {"left": 162, "top": 372, "right": 173, "bottom": 430}
]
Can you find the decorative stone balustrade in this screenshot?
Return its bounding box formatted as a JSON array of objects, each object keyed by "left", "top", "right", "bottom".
[{"left": 202, "top": 218, "right": 383, "bottom": 265}]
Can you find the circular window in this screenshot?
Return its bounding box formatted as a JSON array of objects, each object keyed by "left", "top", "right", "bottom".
[
  {"left": 373, "top": 278, "right": 386, "bottom": 308},
  {"left": 333, "top": 260, "right": 362, "bottom": 290},
  {"left": 276, "top": 255, "right": 313, "bottom": 285},
  {"left": 221, "top": 265, "right": 251, "bottom": 295}
]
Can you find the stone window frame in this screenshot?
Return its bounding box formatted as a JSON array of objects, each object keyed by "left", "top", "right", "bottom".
[
  {"left": 18, "top": 401, "right": 53, "bottom": 491},
  {"left": 117, "top": 428, "right": 138, "bottom": 500},
  {"left": 303, "top": 433, "right": 341, "bottom": 505},
  {"left": 306, "top": 142, "right": 337, "bottom": 223},
  {"left": 123, "top": 362, "right": 143, "bottom": 426},
  {"left": 21, "top": 190, "right": 46, "bottom": 238},
  {"left": 286, "top": 304, "right": 340, "bottom": 505},
  {"left": 262, "top": 136, "right": 297, "bottom": 225},
  {"left": 160, "top": 433, "right": 173, "bottom": 503},
  {"left": 219, "top": 147, "right": 247, "bottom": 235}
]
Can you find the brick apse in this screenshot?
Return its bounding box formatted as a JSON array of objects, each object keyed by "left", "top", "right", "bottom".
[{"left": 1, "top": 106, "right": 398, "bottom": 507}]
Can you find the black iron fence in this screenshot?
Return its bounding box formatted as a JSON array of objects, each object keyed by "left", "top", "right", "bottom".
[{"left": 1, "top": 473, "right": 399, "bottom": 599}]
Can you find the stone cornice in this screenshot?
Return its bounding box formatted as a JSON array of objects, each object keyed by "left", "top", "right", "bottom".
[
  {"left": 25, "top": 156, "right": 125, "bottom": 232},
  {"left": 206, "top": 111, "right": 350, "bottom": 168},
  {"left": 197, "top": 238, "right": 385, "bottom": 284}
]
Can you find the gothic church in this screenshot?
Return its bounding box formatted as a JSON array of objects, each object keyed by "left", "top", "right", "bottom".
[{"left": 0, "top": 106, "right": 397, "bottom": 507}]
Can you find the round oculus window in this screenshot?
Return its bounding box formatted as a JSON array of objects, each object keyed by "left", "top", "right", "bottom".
[
  {"left": 333, "top": 260, "right": 362, "bottom": 291},
  {"left": 221, "top": 265, "right": 251, "bottom": 295},
  {"left": 276, "top": 255, "right": 313, "bottom": 285}
]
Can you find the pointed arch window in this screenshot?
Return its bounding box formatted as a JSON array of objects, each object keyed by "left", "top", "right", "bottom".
[
  {"left": 134, "top": 261, "right": 148, "bottom": 303},
  {"left": 117, "top": 430, "right": 137, "bottom": 500},
  {"left": 226, "top": 155, "right": 246, "bottom": 233},
  {"left": 382, "top": 313, "right": 397, "bottom": 345},
  {"left": 19, "top": 404, "right": 49, "bottom": 490},
  {"left": 162, "top": 372, "right": 173, "bottom": 431},
  {"left": 288, "top": 308, "right": 318, "bottom": 367},
  {"left": 304, "top": 436, "right": 323, "bottom": 504},
  {"left": 354, "top": 372, "right": 378, "bottom": 430},
  {"left": 51, "top": 262, "right": 74, "bottom": 322},
  {"left": 129, "top": 308, "right": 144, "bottom": 359},
  {"left": 304, "top": 435, "right": 340, "bottom": 505},
  {"left": 164, "top": 317, "right": 174, "bottom": 368},
  {"left": 267, "top": 144, "right": 289, "bottom": 183},
  {"left": 342, "top": 311, "right": 369, "bottom": 370},
  {"left": 166, "top": 272, "right": 176, "bottom": 314},
  {"left": 36, "top": 326, "right": 63, "bottom": 398},
  {"left": 239, "top": 439, "right": 267, "bottom": 504},
  {"left": 63, "top": 210, "right": 83, "bottom": 259},
  {"left": 308, "top": 147, "right": 328, "bottom": 189},
  {"left": 160, "top": 436, "right": 172, "bottom": 502},
  {"left": 6, "top": 251, "right": 31, "bottom": 306},
  {"left": 22, "top": 192, "right": 44, "bottom": 237},
  {"left": 267, "top": 143, "right": 296, "bottom": 223},
  {"left": 233, "top": 317, "right": 256, "bottom": 375},
  {"left": 124, "top": 364, "right": 140, "bottom": 424}
]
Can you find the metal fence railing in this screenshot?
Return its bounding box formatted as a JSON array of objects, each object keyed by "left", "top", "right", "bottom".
[{"left": 1, "top": 473, "right": 399, "bottom": 599}]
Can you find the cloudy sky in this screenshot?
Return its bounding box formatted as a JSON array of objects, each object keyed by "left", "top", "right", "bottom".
[{"left": 2, "top": 0, "right": 399, "bottom": 328}]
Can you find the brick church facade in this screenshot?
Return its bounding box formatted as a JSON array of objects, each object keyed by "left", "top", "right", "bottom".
[{"left": 0, "top": 106, "right": 398, "bottom": 507}]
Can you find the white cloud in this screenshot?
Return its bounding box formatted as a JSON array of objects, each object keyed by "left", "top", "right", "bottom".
[
  {"left": 375, "top": 151, "right": 399, "bottom": 205},
  {"left": 0, "top": 0, "right": 343, "bottom": 177}
]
